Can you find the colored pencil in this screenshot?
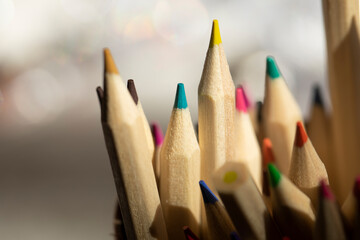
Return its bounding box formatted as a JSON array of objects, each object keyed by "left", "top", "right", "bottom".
[
  {"left": 314, "top": 180, "right": 346, "bottom": 240},
  {"left": 342, "top": 176, "right": 360, "bottom": 229},
  {"left": 322, "top": 0, "right": 360, "bottom": 202},
  {"left": 289, "top": 121, "right": 329, "bottom": 208},
  {"left": 160, "top": 83, "right": 201, "bottom": 239},
  {"left": 268, "top": 163, "right": 315, "bottom": 240},
  {"left": 97, "top": 48, "right": 167, "bottom": 239},
  {"left": 262, "top": 56, "right": 303, "bottom": 175},
  {"left": 234, "top": 87, "right": 262, "bottom": 190},
  {"left": 114, "top": 203, "right": 126, "bottom": 240},
  {"left": 199, "top": 180, "right": 238, "bottom": 240},
  {"left": 261, "top": 138, "right": 276, "bottom": 211},
  {"left": 183, "top": 226, "right": 200, "bottom": 240},
  {"left": 151, "top": 122, "right": 164, "bottom": 188},
  {"left": 127, "top": 79, "right": 155, "bottom": 165},
  {"left": 213, "top": 161, "right": 281, "bottom": 240}
]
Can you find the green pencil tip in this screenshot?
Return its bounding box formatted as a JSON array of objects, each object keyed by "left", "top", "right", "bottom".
[
  {"left": 266, "top": 56, "right": 281, "bottom": 79},
  {"left": 174, "top": 83, "right": 188, "bottom": 109},
  {"left": 268, "top": 163, "right": 281, "bottom": 187}
]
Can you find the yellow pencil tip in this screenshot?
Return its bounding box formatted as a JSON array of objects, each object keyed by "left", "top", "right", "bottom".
[
  {"left": 104, "top": 48, "right": 119, "bottom": 74},
  {"left": 209, "top": 19, "right": 222, "bottom": 47}
]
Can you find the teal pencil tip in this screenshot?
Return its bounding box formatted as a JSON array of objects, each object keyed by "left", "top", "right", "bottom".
[
  {"left": 266, "top": 56, "right": 281, "bottom": 79},
  {"left": 174, "top": 83, "right": 188, "bottom": 109}
]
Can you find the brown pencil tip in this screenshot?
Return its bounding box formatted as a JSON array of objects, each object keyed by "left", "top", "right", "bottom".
[
  {"left": 104, "top": 48, "right": 119, "bottom": 74},
  {"left": 262, "top": 138, "right": 275, "bottom": 166},
  {"left": 294, "top": 121, "right": 308, "bottom": 147},
  {"left": 127, "top": 79, "right": 139, "bottom": 104}
]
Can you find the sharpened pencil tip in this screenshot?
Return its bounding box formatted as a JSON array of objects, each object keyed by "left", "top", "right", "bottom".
[
  {"left": 236, "top": 87, "right": 247, "bottom": 112},
  {"left": 151, "top": 122, "right": 164, "bottom": 146},
  {"left": 230, "top": 232, "right": 241, "bottom": 240},
  {"left": 313, "top": 85, "right": 324, "bottom": 106},
  {"left": 104, "top": 48, "right": 119, "bottom": 74},
  {"left": 262, "top": 138, "right": 275, "bottom": 166},
  {"left": 320, "top": 179, "right": 334, "bottom": 200},
  {"left": 268, "top": 163, "right": 281, "bottom": 188},
  {"left": 174, "top": 83, "right": 188, "bottom": 109},
  {"left": 209, "top": 19, "right": 222, "bottom": 47},
  {"left": 199, "top": 180, "right": 218, "bottom": 204},
  {"left": 353, "top": 176, "right": 360, "bottom": 200},
  {"left": 127, "top": 79, "right": 139, "bottom": 104},
  {"left": 183, "top": 226, "right": 199, "bottom": 240},
  {"left": 266, "top": 56, "right": 281, "bottom": 79},
  {"left": 294, "top": 121, "right": 308, "bottom": 147}
]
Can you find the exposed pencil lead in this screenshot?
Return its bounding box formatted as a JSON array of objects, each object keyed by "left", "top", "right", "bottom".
[
  {"left": 230, "top": 231, "right": 241, "bottom": 240},
  {"left": 104, "top": 48, "right": 119, "bottom": 74},
  {"left": 313, "top": 85, "right": 324, "bottom": 106},
  {"left": 268, "top": 163, "right": 281, "bottom": 188},
  {"left": 209, "top": 19, "right": 222, "bottom": 47},
  {"left": 236, "top": 87, "right": 247, "bottom": 112},
  {"left": 127, "top": 79, "right": 139, "bottom": 104},
  {"left": 199, "top": 180, "right": 218, "bottom": 204},
  {"left": 183, "top": 226, "right": 200, "bottom": 240},
  {"left": 262, "top": 138, "right": 275, "bottom": 166},
  {"left": 294, "top": 121, "right": 308, "bottom": 147},
  {"left": 174, "top": 83, "right": 188, "bottom": 109},
  {"left": 151, "top": 122, "right": 164, "bottom": 146},
  {"left": 320, "top": 179, "right": 334, "bottom": 201},
  {"left": 96, "top": 86, "right": 104, "bottom": 105},
  {"left": 266, "top": 56, "right": 281, "bottom": 79}
]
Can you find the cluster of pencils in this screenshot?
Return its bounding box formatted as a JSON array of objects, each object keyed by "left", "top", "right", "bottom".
[{"left": 96, "top": 11, "right": 360, "bottom": 240}]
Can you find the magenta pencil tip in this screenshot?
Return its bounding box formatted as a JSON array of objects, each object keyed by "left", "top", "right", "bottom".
[
  {"left": 236, "top": 87, "right": 247, "bottom": 113},
  {"left": 151, "top": 122, "right": 164, "bottom": 146},
  {"left": 320, "top": 180, "right": 334, "bottom": 201}
]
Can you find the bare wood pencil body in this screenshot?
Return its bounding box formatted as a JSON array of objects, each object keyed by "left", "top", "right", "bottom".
[
  {"left": 234, "top": 87, "right": 262, "bottom": 190},
  {"left": 213, "top": 162, "right": 281, "bottom": 240},
  {"left": 160, "top": 83, "right": 201, "bottom": 239},
  {"left": 289, "top": 121, "right": 329, "bottom": 209},
  {"left": 98, "top": 49, "right": 167, "bottom": 239},
  {"left": 262, "top": 57, "right": 303, "bottom": 175},
  {"left": 341, "top": 176, "right": 360, "bottom": 230},
  {"left": 322, "top": 0, "right": 360, "bottom": 202},
  {"left": 268, "top": 164, "right": 315, "bottom": 240}
]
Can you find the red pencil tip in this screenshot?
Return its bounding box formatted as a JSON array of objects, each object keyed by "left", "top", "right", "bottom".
[
  {"left": 183, "top": 226, "right": 200, "bottom": 240},
  {"left": 236, "top": 87, "right": 247, "bottom": 113},
  {"left": 320, "top": 179, "right": 334, "bottom": 201},
  {"left": 354, "top": 176, "right": 360, "bottom": 200},
  {"left": 151, "top": 122, "right": 164, "bottom": 146},
  {"left": 262, "top": 138, "right": 275, "bottom": 166},
  {"left": 294, "top": 121, "right": 308, "bottom": 147}
]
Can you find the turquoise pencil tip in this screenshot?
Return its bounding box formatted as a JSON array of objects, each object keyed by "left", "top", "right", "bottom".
[
  {"left": 174, "top": 83, "right": 188, "bottom": 109},
  {"left": 266, "top": 56, "right": 281, "bottom": 79},
  {"left": 199, "top": 180, "right": 218, "bottom": 204}
]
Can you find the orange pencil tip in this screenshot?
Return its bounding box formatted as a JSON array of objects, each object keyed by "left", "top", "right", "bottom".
[
  {"left": 262, "top": 138, "right": 275, "bottom": 166},
  {"left": 104, "top": 48, "right": 119, "bottom": 74},
  {"left": 294, "top": 121, "right": 308, "bottom": 147}
]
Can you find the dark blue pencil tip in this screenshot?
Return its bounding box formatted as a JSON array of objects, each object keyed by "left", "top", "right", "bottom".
[
  {"left": 313, "top": 85, "right": 323, "bottom": 106},
  {"left": 230, "top": 232, "right": 241, "bottom": 240},
  {"left": 174, "top": 83, "right": 188, "bottom": 109},
  {"left": 199, "top": 180, "right": 218, "bottom": 204}
]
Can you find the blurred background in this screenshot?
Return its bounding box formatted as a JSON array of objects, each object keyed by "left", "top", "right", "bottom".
[{"left": 0, "top": 0, "right": 328, "bottom": 239}]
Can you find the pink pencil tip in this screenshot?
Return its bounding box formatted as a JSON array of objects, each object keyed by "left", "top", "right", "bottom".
[
  {"left": 151, "top": 122, "right": 164, "bottom": 146},
  {"left": 353, "top": 176, "right": 360, "bottom": 200},
  {"left": 236, "top": 87, "right": 247, "bottom": 113},
  {"left": 320, "top": 180, "right": 334, "bottom": 201}
]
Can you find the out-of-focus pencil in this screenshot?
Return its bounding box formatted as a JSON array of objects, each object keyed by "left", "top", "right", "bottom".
[
  {"left": 261, "top": 138, "right": 276, "bottom": 212},
  {"left": 114, "top": 203, "right": 126, "bottom": 240},
  {"left": 199, "top": 180, "right": 238, "bottom": 240},
  {"left": 314, "top": 180, "right": 346, "bottom": 240},
  {"left": 234, "top": 87, "right": 262, "bottom": 189},
  {"left": 183, "top": 226, "right": 200, "bottom": 240},
  {"left": 151, "top": 122, "right": 164, "bottom": 188},
  {"left": 127, "top": 79, "right": 155, "bottom": 165},
  {"left": 268, "top": 163, "right": 315, "bottom": 240},
  {"left": 342, "top": 176, "right": 360, "bottom": 229},
  {"left": 289, "top": 121, "right": 329, "bottom": 208},
  {"left": 160, "top": 83, "right": 201, "bottom": 239},
  {"left": 98, "top": 48, "right": 167, "bottom": 239},
  {"left": 213, "top": 161, "right": 281, "bottom": 240},
  {"left": 262, "top": 56, "right": 303, "bottom": 175}
]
